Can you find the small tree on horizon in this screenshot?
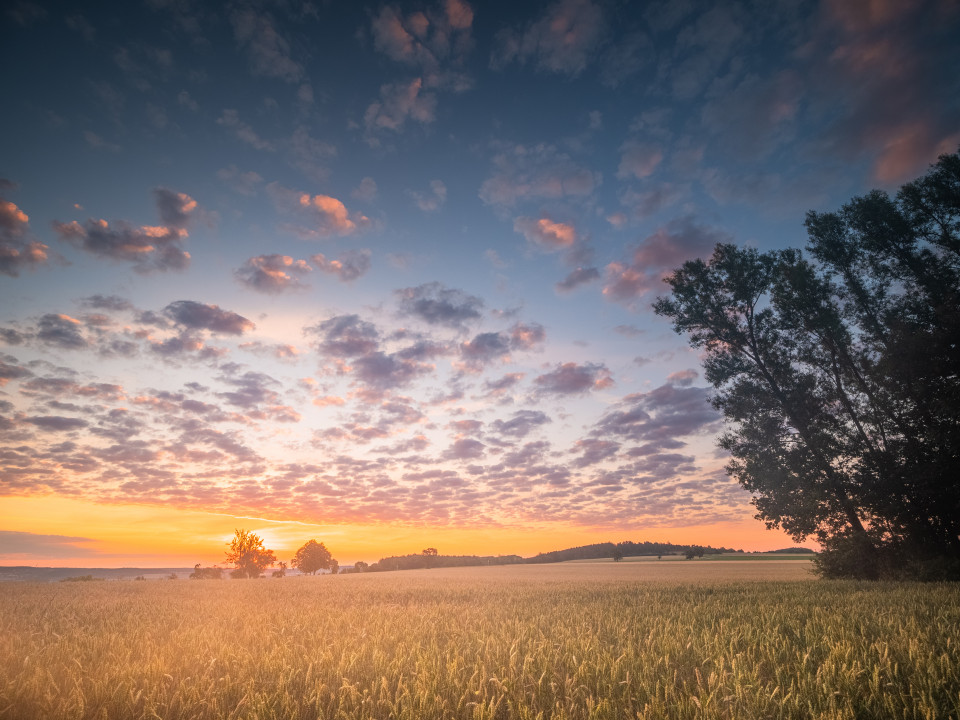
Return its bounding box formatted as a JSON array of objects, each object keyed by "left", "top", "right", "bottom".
[
  {"left": 225, "top": 529, "right": 276, "bottom": 579},
  {"left": 291, "top": 539, "right": 335, "bottom": 575}
]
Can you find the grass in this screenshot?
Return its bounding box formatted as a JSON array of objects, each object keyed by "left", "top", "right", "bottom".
[{"left": 1, "top": 559, "right": 958, "bottom": 719}]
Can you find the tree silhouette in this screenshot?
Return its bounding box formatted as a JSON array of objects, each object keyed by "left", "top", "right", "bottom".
[
  {"left": 225, "top": 529, "right": 276, "bottom": 579},
  {"left": 655, "top": 149, "right": 960, "bottom": 580},
  {"left": 291, "top": 539, "right": 335, "bottom": 575}
]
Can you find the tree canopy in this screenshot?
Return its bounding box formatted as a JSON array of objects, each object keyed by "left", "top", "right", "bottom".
[
  {"left": 655, "top": 149, "right": 960, "bottom": 580},
  {"left": 291, "top": 539, "right": 335, "bottom": 575},
  {"left": 225, "top": 529, "right": 276, "bottom": 579}
]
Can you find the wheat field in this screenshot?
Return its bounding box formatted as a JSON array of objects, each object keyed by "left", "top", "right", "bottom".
[{"left": 1, "top": 559, "right": 958, "bottom": 719}]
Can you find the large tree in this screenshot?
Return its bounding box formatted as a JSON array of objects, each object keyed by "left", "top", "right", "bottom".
[
  {"left": 654, "top": 150, "right": 960, "bottom": 579},
  {"left": 291, "top": 539, "right": 335, "bottom": 575},
  {"left": 225, "top": 529, "right": 277, "bottom": 579}
]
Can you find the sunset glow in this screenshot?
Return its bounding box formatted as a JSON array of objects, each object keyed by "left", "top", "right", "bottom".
[{"left": 2, "top": 0, "right": 957, "bottom": 568}]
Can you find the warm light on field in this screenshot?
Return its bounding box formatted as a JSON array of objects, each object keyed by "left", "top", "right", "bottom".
[{"left": 1, "top": 563, "right": 957, "bottom": 719}]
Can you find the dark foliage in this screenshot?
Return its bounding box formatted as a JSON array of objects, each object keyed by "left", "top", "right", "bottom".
[{"left": 655, "top": 149, "right": 960, "bottom": 580}]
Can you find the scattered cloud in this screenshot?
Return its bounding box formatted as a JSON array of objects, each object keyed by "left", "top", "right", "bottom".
[
  {"left": 603, "top": 217, "right": 730, "bottom": 307},
  {"left": 267, "top": 183, "right": 370, "bottom": 238},
  {"left": 0, "top": 196, "right": 50, "bottom": 277},
  {"left": 410, "top": 180, "right": 447, "bottom": 212},
  {"left": 363, "top": 78, "right": 437, "bottom": 145},
  {"left": 164, "top": 301, "right": 254, "bottom": 335},
  {"left": 513, "top": 216, "right": 576, "bottom": 250},
  {"left": 491, "top": 0, "right": 606, "bottom": 77},
  {"left": 533, "top": 362, "right": 613, "bottom": 396},
  {"left": 231, "top": 7, "right": 303, "bottom": 83},
  {"left": 311, "top": 249, "right": 371, "bottom": 282},
  {"left": 218, "top": 109, "right": 274, "bottom": 151},
  {"left": 396, "top": 282, "right": 483, "bottom": 330},
  {"left": 235, "top": 254, "right": 311, "bottom": 294},
  {"left": 480, "top": 143, "right": 600, "bottom": 210}
]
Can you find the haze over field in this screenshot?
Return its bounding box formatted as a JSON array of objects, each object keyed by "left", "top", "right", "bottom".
[{"left": 1, "top": 0, "right": 958, "bottom": 566}]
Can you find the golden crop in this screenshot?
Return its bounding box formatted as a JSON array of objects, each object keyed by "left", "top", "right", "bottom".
[{"left": 1, "top": 559, "right": 957, "bottom": 719}]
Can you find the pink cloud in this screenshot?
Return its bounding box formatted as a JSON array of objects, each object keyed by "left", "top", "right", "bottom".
[
  {"left": 617, "top": 142, "right": 663, "bottom": 180},
  {"left": 534, "top": 362, "right": 613, "bottom": 395},
  {"left": 480, "top": 143, "right": 600, "bottom": 209},
  {"left": 268, "top": 183, "right": 370, "bottom": 238},
  {"left": 491, "top": 0, "right": 606, "bottom": 77},
  {"left": 0, "top": 197, "right": 50, "bottom": 277},
  {"left": 363, "top": 78, "right": 437, "bottom": 144},
  {"left": 310, "top": 249, "right": 371, "bottom": 282},
  {"left": 53, "top": 218, "right": 189, "bottom": 273},
  {"left": 235, "top": 254, "right": 312, "bottom": 294},
  {"left": 513, "top": 216, "right": 577, "bottom": 250},
  {"left": 603, "top": 218, "right": 730, "bottom": 306},
  {"left": 872, "top": 123, "right": 960, "bottom": 185}
]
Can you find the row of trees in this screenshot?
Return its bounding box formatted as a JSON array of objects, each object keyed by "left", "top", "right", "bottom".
[
  {"left": 191, "top": 530, "right": 339, "bottom": 579},
  {"left": 656, "top": 149, "right": 960, "bottom": 580}
]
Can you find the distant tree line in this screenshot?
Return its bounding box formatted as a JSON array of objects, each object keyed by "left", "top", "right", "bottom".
[
  {"left": 525, "top": 541, "right": 736, "bottom": 564},
  {"left": 192, "top": 530, "right": 787, "bottom": 580}
]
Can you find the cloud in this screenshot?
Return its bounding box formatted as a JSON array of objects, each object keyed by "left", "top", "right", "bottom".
[
  {"left": 352, "top": 351, "right": 434, "bottom": 391},
  {"left": 603, "top": 217, "right": 731, "bottom": 306},
  {"left": 217, "top": 166, "right": 264, "bottom": 196},
  {"left": 0, "top": 530, "right": 98, "bottom": 557},
  {"left": 25, "top": 415, "right": 89, "bottom": 431},
  {"left": 164, "top": 301, "right": 254, "bottom": 335},
  {"left": 457, "top": 321, "right": 543, "bottom": 370},
  {"left": 363, "top": 78, "right": 437, "bottom": 144},
  {"left": 218, "top": 109, "right": 274, "bottom": 151},
  {"left": 482, "top": 372, "right": 525, "bottom": 398},
  {"left": 267, "top": 183, "right": 370, "bottom": 238},
  {"left": 444, "top": 437, "right": 485, "bottom": 461},
  {"left": 666, "top": 369, "right": 699, "bottom": 387},
  {"left": 235, "top": 254, "right": 312, "bottom": 294},
  {"left": 491, "top": 409, "right": 550, "bottom": 438},
  {"left": 410, "top": 180, "right": 447, "bottom": 212},
  {"left": 396, "top": 282, "right": 483, "bottom": 330},
  {"left": 533, "top": 362, "right": 613, "bottom": 395},
  {"left": 311, "top": 249, "right": 371, "bottom": 282},
  {"left": 592, "top": 382, "right": 721, "bottom": 451},
  {"left": 0, "top": 356, "right": 32, "bottom": 385},
  {"left": 53, "top": 190, "right": 198, "bottom": 274},
  {"left": 352, "top": 177, "right": 378, "bottom": 202},
  {"left": 491, "top": 0, "right": 606, "bottom": 77},
  {"left": 37, "top": 314, "right": 88, "bottom": 349},
  {"left": 513, "top": 216, "right": 577, "bottom": 250},
  {"left": 572, "top": 438, "right": 621, "bottom": 468},
  {"left": 372, "top": 1, "right": 474, "bottom": 68},
  {"left": 618, "top": 183, "right": 688, "bottom": 220},
  {"left": 231, "top": 7, "right": 303, "bottom": 82},
  {"left": 617, "top": 142, "right": 663, "bottom": 180},
  {"left": 153, "top": 188, "right": 198, "bottom": 229},
  {"left": 81, "top": 294, "right": 133, "bottom": 312},
  {"left": 556, "top": 266, "right": 600, "bottom": 293},
  {"left": 459, "top": 331, "right": 511, "bottom": 369},
  {"left": 0, "top": 197, "right": 49, "bottom": 277},
  {"left": 480, "top": 143, "right": 600, "bottom": 210},
  {"left": 307, "top": 314, "right": 380, "bottom": 358}
]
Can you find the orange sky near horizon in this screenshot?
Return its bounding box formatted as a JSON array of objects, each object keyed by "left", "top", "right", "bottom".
[{"left": 0, "top": 495, "right": 809, "bottom": 568}]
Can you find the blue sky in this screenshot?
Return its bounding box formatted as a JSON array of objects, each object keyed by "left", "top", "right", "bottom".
[{"left": 1, "top": 0, "right": 958, "bottom": 564}]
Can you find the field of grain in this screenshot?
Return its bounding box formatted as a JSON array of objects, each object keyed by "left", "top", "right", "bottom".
[{"left": 1, "top": 559, "right": 958, "bottom": 719}]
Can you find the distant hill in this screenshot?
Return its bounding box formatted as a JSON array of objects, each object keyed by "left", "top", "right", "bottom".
[
  {"left": 524, "top": 540, "right": 738, "bottom": 564},
  {"left": 366, "top": 540, "right": 741, "bottom": 573}
]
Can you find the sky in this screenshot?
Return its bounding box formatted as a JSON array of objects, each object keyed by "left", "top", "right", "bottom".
[{"left": 1, "top": 0, "right": 958, "bottom": 568}]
